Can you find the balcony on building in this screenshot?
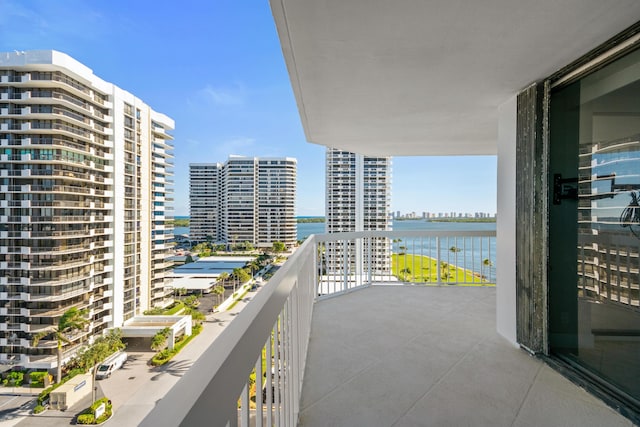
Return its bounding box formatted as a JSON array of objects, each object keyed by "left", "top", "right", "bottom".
[
  {"left": 137, "top": 2, "right": 640, "bottom": 426},
  {"left": 139, "top": 228, "right": 635, "bottom": 427}
]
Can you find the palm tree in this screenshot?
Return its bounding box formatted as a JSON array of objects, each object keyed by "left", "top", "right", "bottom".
[
  {"left": 151, "top": 327, "right": 172, "bottom": 352},
  {"left": 32, "top": 307, "right": 89, "bottom": 383},
  {"left": 399, "top": 267, "right": 412, "bottom": 282},
  {"left": 272, "top": 241, "right": 286, "bottom": 254},
  {"left": 449, "top": 246, "right": 461, "bottom": 281},
  {"left": 174, "top": 287, "right": 187, "bottom": 301},
  {"left": 218, "top": 272, "right": 229, "bottom": 286},
  {"left": 247, "top": 260, "right": 260, "bottom": 279},
  {"left": 482, "top": 258, "right": 493, "bottom": 281},
  {"left": 232, "top": 267, "right": 244, "bottom": 294},
  {"left": 212, "top": 284, "right": 225, "bottom": 305},
  {"left": 440, "top": 261, "right": 449, "bottom": 283}
]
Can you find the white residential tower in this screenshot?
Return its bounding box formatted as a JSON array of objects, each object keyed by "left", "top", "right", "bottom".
[
  {"left": 0, "top": 50, "right": 175, "bottom": 369},
  {"left": 189, "top": 156, "right": 297, "bottom": 248},
  {"left": 325, "top": 148, "right": 391, "bottom": 276}
]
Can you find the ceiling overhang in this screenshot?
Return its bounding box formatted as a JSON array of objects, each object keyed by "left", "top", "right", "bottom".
[{"left": 270, "top": 0, "right": 640, "bottom": 156}]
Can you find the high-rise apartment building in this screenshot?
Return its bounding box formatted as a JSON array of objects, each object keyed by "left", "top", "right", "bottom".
[
  {"left": 325, "top": 148, "right": 391, "bottom": 276},
  {"left": 0, "top": 51, "right": 174, "bottom": 369},
  {"left": 189, "top": 156, "right": 296, "bottom": 248},
  {"left": 189, "top": 163, "right": 223, "bottom": 243}
]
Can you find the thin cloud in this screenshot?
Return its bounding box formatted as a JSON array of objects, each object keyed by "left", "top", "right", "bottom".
[
  {"left": 217, "top": 137, "right": 256, "bottom": 153},
  {"left": 0, "top": 0, "right": 106, "bottom": 47},
  {"left": 199, "top": 82, "right": 247, "bottom": 106}
]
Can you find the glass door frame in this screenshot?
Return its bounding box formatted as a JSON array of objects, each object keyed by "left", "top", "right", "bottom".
[{"left": 515, "top": 22, "right": 640, "bottom": 423}]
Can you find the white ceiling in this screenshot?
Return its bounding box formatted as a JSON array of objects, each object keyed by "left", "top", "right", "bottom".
[{"left": 270, "top": 0, "right": 640, "bottom": 156}]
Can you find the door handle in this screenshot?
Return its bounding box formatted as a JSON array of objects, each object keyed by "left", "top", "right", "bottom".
[{"left": 553, "top": 174, "right": 578, "bottom": 205}]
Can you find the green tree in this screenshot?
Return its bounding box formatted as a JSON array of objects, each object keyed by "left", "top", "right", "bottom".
[
  {"left": 184, "top": 295, "right": 199, "bottom": 310},
  {"left": 32, "top": 307, "right": 90, "bottom": 383},
  {"left": 231, "top": 268, "right": 242, "bottom": 293},
  {"left": 186, "top": 308, "right": 205, "bottom": 325},
  {"left": 239, "top": 268, "right": 251, "bottom": 283},
  {"left": 272, "top": 241, "right": 286, "bottom": 253},
  {"left": 247, "top": 259, "right": 260, "bottom": 277},
  {"left": 213, "top": 284, "right": 225, "bottom": 305},
  {"left": 482, "top": 258, "right": 493, "bottom": 281},
  {"left": 233, "top": 268, "right": 251, "bottom": 291},
  {"left": 440, "top": 261, "right": 449, "bottom": 282},
  {"left": 449, "top": 246, "right": 461, "bottom": 281},
  {"left": 218, "top": 272, "right": 229, "bottom": 288},
  {"left": 174, "top": 287, "right": 187, "bottom": 300},
  {"left": 72, "top": 329, "right": 125, "bottom": 372},
  {"left": 192, "top": 243, "right": 211, "bottom": 257}
]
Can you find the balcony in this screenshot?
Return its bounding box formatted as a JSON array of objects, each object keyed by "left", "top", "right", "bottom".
[
  {"left": 298, "top": 286, "right": 632, "bottom": 427},
  {"left": 140, "top": 230, "right": 630, "bottom": 426}
]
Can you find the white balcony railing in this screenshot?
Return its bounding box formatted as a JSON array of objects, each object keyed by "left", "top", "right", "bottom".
[{"left": 141, "top": 229, "right": 496, "bottom": 427}]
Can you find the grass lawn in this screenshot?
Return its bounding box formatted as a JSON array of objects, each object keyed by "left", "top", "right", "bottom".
[{"left": 391, "top": 253, "right": 493, "bottom": 286}]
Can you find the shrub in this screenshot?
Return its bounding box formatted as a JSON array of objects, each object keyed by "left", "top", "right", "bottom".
[
  {"left": 76, "top": 413, "right": 95, "bottom": 424},
  {"left": 32, "top": 404, "right": 46, "bottom": 414},
  {"left": 91, "top": 397, "right": 113, "bottom": 423},
  {"left": 4, "top": 371, "right": 24, "bottom": 386},
  {"left": 165, "top": 301, "right": 185, "bottom": 315},
  {"left": 38, "top": 387, "right": 53, "bottom": 406},
  {"left": 29, "top": 371, "right": 48, "bottom": 388},
  {"left": 76, "top": 397, "right": 112, "bottom": 425},
  {"left": 150, "top": 324, "right": 203, "bottom": 366},
  {"left": 150, "top": 348, "right": 174, "bottom": 366}
]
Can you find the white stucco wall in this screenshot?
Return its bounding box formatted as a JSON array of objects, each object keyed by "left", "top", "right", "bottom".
[{"left": 496, "top": 95, "right": 518, "bottom": 345}]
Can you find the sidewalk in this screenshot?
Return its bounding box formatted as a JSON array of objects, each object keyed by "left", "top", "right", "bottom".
[{"left": 0, "top": 388, "right": 40, "bottom": 397}]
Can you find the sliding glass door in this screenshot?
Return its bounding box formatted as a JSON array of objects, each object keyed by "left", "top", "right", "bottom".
[{"left": 549, "top": 47, "right": 640, "bottom": 408}]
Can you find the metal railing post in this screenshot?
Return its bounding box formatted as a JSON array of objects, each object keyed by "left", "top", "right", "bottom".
[
  {"left": 436, "top": 236, "right": 441, "bottom": 284},
  {"left": 342, "top": 239, "right": 348, "bottom": 292}
]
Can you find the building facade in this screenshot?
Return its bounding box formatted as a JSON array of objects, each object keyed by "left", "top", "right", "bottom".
[
  {"left": 189, "top": 156, "right": 297, "bottom": 248},
  {"left": 325, "top": 149, "right": 391, "bottom": 276},
  {"left": 0, "top": 50, "right": 175, "bottom": 369},
  {"left": 189, "top": 163, "right": 223, "bottom": 243},
  {"left": 255, "top": 158, "right": 297, "bottom": 246}
]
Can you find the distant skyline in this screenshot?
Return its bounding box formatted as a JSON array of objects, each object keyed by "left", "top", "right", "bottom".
[{"left": 0, "top": 0, "right": 497, "bottom": 216}]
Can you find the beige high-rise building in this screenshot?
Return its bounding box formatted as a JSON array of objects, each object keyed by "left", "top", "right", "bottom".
[{"left": 190, "top": 156, "right": 297, "bottom": 248}]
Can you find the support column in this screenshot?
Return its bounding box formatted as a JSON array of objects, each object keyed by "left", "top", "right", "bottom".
[{"left": 497, "top": 95, "right": 518, "bottom": 345}]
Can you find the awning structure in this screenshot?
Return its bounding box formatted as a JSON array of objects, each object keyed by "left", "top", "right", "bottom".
[
  {"left": 169, "top": 277, "right": 217, "bottom": 291},
  {"left": 121, "top": 315, "right": 193, "bottom": 349}
]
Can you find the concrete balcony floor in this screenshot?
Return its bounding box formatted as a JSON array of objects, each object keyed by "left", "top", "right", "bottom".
[{"left": 299, "top": 286, "right": 633, "bottom": 427}]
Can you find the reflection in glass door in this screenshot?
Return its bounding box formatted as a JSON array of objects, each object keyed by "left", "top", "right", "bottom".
[{"left": 549, "top": 47, "right": 640, "bottom": 408}]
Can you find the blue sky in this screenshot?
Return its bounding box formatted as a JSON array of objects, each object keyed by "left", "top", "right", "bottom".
[{"left": 0, "top": 0, "right": 496, "bottom": 216}]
